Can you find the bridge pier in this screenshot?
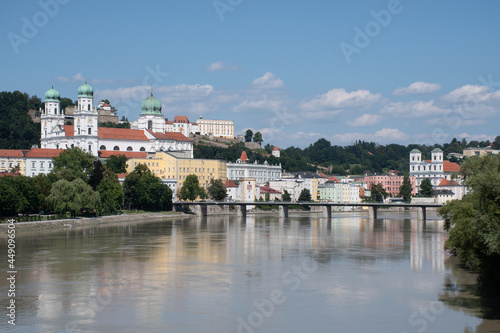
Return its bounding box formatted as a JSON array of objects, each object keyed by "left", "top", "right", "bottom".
[
  {"left": 417, "top": 207, "right": 427, "bottom": 221},
  {"left": 236, "top": 205, "right": 246, "bottom": 218},
  {"left": 368, "top": 206, "right": 378, "bottom": 220},
  {"left": 279, "top": 205, "right": 289, "bottom": 218},
  {"left": 321, "top": 205, "right": 332, "bottom": 219},
  {"left": 193, "top": 204, "right": 207, "bottom": 217}
]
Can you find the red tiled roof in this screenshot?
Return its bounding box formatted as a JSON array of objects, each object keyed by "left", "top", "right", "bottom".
[
  {"left": 174, "top": 116, "right": 189, "bottom": 123},
  {"left": 165, "top": 120, "right": 173, "bottom": 124},
  {"left": 0, "top": 171, "right": 19, "bottom": 178},
  {"left": 328, "top": 175, "right": 339, "bottom": 183},
  {"left": 240, "top": 151, "right": 248, "bottom": 162},
  {"left": 146, "top": 130, "right": 190, "bottom": 142},
  {"left": 317, "top": 172, "right": 329, "bottom": 178},
  {"left": 272, "top": 146, "right": 279, "bottom": 151},
  {"left": 443, "top": 160, "right": 460, "bottom": 173},
  {"left": 0, "top": 149, "right": 24, "bottom": 158},
  {"left": 25, "top": 148, "right": 63, "bottom": 158},
  {"left": 438, "top": 178, "right": 461, "bottom": 186},
  {"left": 224, "top": 179, "right": 238, "bottom": 188},
  {"left": 258, "top": 185, "right": 281, "bottom": 194},
  {"left": 99, "top": 127, "right": 149, "bottom": 141},
  {"left": 64, "top": 125, "right": 74, "bottom": 137},
  {"left": 98, "top": 151, "right": 147, "bottom": 159},
  {"left": 116, "top": 173, "right": 129, "bottom": 179}
]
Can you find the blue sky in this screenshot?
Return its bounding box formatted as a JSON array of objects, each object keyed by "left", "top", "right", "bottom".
[{"left": 1, "top": 0, "right": 500, "bottom": 148}]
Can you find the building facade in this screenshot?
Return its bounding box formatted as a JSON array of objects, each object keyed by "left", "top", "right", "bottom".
[
  {"left": 409, "top": 148, "right": 461, "bottom": 191},
  {"left": 227, "top": 152, "right": 282, "bottom": 184},
  {"left": 365, "top": 173, "right": 417, "bottom": 197}
]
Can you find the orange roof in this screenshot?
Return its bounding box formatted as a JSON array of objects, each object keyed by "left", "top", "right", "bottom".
[
  {"left": 258, "top": 185, "right": 281, "bottom": 194},
  {"left": 98, "top": 151, "right": 147, "bottom": 159},
  {"left": 438, "top": 178, "right": 461, "bottom": 186},
  {"left": 272, "top": 146, "right": 279, "bottom": 151},
  {"left": 328, "top": 175, "right": 339, "bottom": 182},
  {"left": 0, "top": 149, "right": 24, "bottom": 158},
  {"left": 115, "top": 173, "right": 129, "bottom": 179},
  {"left": 25, "top": 148, "right": 63, "bottom": 158},
  {"left": 64, "top": 125, "right": 74, "bottom": 137},
  {"left": 443, "top": 160, "right": 460, "bottom": 173},
  {"left": 317, "top": 172, "right": 329, "bottom": 178},
  {"left": 165, "top": 120, "right": 173, "bottom": 124},
  {"left": 146, "top": 130, "right": 190, "bottom": 142},
  {"left": 240, "top": 151, "right": 248, "bottom": 162},
  {"left": 174, "top": 116, "right": 189, "bottom": 123},
  {"left": 224, "top": 179, "right": 238, "bottom": 188},
  {"left": 99, "top": 127, "right": 149, "bottom": 141}
]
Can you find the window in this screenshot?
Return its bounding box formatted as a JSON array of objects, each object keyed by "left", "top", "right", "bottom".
[
  {"left": 100, "top": 145, "right": 106, "bottom": 150},
  {"left": 88, "top": 104, "right": 90, "bottom": 111},
  {"left": 88, "top": 128, "right": 91, "bottom": 135},
  {"left": 32, "top": 162, "right": 36, "bottom": 167},
  {"left": 148, "top": 120, "right": 153, "bottom": 131},
  {"left": 40, "top": 162, "right": 44, "bottom": 168},
  {"left": 78, "top": 128, "right": 80, "bottom": 135},
  {"left": 140, "top": 147, "right": 145, "bottom": 152},
  {"left": 88, "top": 145, "right": 91, "bottom": 152},
  {"left": 114, "top": 146, "right": 119, "bottom": 151},
  {"left": 127, "top": 146, "right": 133, "bottom": 151}
]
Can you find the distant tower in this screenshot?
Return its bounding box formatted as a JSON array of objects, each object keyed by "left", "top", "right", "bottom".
[
  {"left": 272, "top": 146, "right": 280, "bottom": 158},
  {"left": 137, "top": 89, "right": 165, "bottom": 133},
  {"left": 41, "top": 84, "right": 65, "bottom": 149},
  {"left": 73, "top": 79, "right": 98, "bottom": 156}
]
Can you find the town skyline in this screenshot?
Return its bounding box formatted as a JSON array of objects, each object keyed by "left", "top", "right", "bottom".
[{"left": 2, "top": 0, "right": 500, "bottom": 148}]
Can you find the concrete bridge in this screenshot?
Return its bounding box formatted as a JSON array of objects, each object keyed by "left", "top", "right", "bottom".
[{"left": 173, "top": 202, "right": 443, "bottom": 221}]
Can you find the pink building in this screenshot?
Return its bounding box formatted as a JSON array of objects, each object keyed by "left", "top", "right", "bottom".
[{"left": 365, "top": 173, "right": 417, "bottom": 197}]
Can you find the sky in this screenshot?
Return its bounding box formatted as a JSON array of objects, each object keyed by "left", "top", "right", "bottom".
[{"left": 1, "top": 0, "right": 500, "bottom": 148}]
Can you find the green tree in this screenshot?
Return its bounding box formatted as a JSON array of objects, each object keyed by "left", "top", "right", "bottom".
[
  {"left": 439, "top": 155, "right": 500, "bottom": 290},
  {"left": 52, "top": 147, "right": 95, "bottom": 182},
  {"left": 60, "top": 97, "right": 75, "bottom": 112},
  {"left": 15, "top": 176, "right": 43, "bottom": 215},
  {"left": 97, "top": 170, "right": 123, "bottom": 214},
  {"left": 245, "top": 129, "right": 253, "bottom": 142},
  {"left": 0, "top": 179, "right": 19, "bottom": 218},
  {"left": 370, "top": 183, "right": 389, "bottom": 202},
  {"left": 46, "top": 178, "right": 100, "bottom": 217},
  {"left": 207, "top": 178, "right": 227, "bottom": 201},
  {"left": 253, "top": 131, "right": 263, "bottom": 144},
  {"left": 88, "top": 159, "right": 106, "bottom": 190},
  {"left": 282, "top": 189, "right": 291, "bottom": 202},
  {"left": 123, "top": 164, "right": 172, "bottom": 210},
  {"left": 492, "top": 135, "right": 500, "bottom": 149},
  {"left": 180, "top": 174, "right": 204, "bottom": 201},
  {"left": 265, "top": 192, "right": 270, "bottom": 202},
  {"left": 419, "top": 178, "right": 433, "bottom": 197},
  {"left": 398, "top": 173, "right": 413, "bottom": 202},
  {"left": 106, "top": 154, "right": 128, "bottom": 174},
  {"left": 298, "top": 188, "right": 312, "bottom": 202}
]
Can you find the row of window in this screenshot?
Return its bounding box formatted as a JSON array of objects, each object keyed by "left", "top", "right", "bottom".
[
  {"left": 411, "top": 165, "right": 442, "bottom": 171},
  {"left": 99, "top": 146, "right": 147, "bottom": 152}
]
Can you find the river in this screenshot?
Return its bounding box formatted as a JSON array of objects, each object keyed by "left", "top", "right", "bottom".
[{"left": 1, "top": 210, "right": 499, "bottom": 332}]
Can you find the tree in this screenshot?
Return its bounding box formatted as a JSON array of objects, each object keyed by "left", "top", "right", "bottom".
[
  {"left": 207, "top": 178, "right": 227, "bottom": 201},
  {"left": 370, "top": 183, "right": 388, "bottom": 202},
  {"left": 492, "top": 135, "right": 500, "bottom": 149},
  {"left": 52, "top": 147, "right": 95, "bottom": 182},
  {"left": 106, "top": 154, "right": 128, "bottom": 174},
  {"left": 46, "top": 178, "right": 100, "bottom": 217},
  {"left": 298, "top": 188, "right": 312, "bottom": 202},
  {"left": 179, "top": 174, "right": 204, "bottom": 201},
  {"left": 0, "top": 179, "right": 19, "bottom": 218},
  {"left": 97, "top": 170, "right": 123, "bottom": 214},
  {"left": 245, "top": 129, "right": 253, "bottom": 142},
  {"left": 419, "top": 178, "right": 433, "bottom": 197},
  {"left": 439, "top": 155, "right": 500, "bottom": 291},
  {"left": 60, "top": 97, "right": 75, "bottom": 112},
  {"left": 265, "top": 192, "right": 270, "bottom": 202},
  {"left": 282, "top": 189, "right": 291, "bottom": 202},
  {"left": 398, "top": 173, "right": 413, "bottom": 202},
  {"left": 253, "top": 131, "right": 263, "bottom": 144},
  {"left": 123, "top": 164, "right": 172, "bottom": 211},
  {"left": 88, "top": 160, "right": 106, "bottom": 190}
]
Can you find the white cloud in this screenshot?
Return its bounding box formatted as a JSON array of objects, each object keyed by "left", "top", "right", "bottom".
[
  {"left": 232, "top": 97, "right": 286, "bottom": 113},
  {"left": 251, "top": 72, "right": 284, "bottom": 89},
  {"left": 346, "top": 113, "right": 383, "bottom": 127},
  {"left": 393, "top": 81, "right": 442, "bottom": 95},
  {"left": 300, "top": 88, "right": 383, "bottom": 113},
  {"left": 72, "top": 73, "right": 85, "bottom": 82},
  {"left": 442, "top": 84, "right": 500, "bottom": 103},
  {"left": 456, "top": 133, "right": 495, "bottom": 142},
  {"left": 380, "top": 100, "right": 449, "bottom": 117},
  {"left": 206, "top": 61, "right": 240, "bottom": 72}
]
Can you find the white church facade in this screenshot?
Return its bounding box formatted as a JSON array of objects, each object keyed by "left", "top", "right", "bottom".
[{"left": 40, "top": 82, "right": 193, "bottom": 158}]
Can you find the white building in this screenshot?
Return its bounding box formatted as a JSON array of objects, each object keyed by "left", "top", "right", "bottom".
[
  {"left": 409, "top": 148, "right": 461, "bottom": 191},
  {"left": 24, "top": 149, "right": 62, "bottom": 177},
  {"left": 227, "top": 151, "right": 281, "bottom": 185},
  {"left": 41, "top": 83, "right": 193, "bottom": 157}
]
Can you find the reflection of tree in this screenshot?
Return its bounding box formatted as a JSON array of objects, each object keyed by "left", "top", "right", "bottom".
[{"left": 438, "top": 256, "right": 500, "bottom": 333}]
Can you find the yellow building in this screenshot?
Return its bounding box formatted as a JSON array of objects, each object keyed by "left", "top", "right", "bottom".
[
  {"left": 463, "top": 147, "right": 500, "bottom": 157},
  {"left": 0, "top": 150, "right": 26, "bottom": 174},
  {"left": 126, "top": 151, "right": 227, "bottom": 190}
]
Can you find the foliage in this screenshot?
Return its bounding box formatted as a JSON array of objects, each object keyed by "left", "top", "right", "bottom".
[
  {"left": 99, "top": 121, "right": 130, "bottom": 129},
  {"left": 265, "top": 192, "right": 270, "bottom": 201},
  {"left": 245, "top": 129, "right": 253, "bottom": 142},
  {"left": 398, "top": 173, "right": 413, "bottom": 202},
  {"left": 439, "top": 155, "right": 500, "bottom": 290},
  {"left": 369, "top": 183, "right": 389, "bottom": 202},
  {"left": 207, "top": 178, "right": 227, "bottom": 201},
  {"left": 492, "top": 136, "right": 500, "bottom": 149},
  {"left": 0, "top": 179, "right": 19, "bottom": 218},
  {"left": 52, "top": 147, "right": 95, "bottom": 182},
  {"left": 88, "top": 160, "right": 107, "bottom": 190},
  {"left": 282, "top": 189, "right": 291, "bottom": 202},
  {"left": 106, "top": 154, "right": 128, "bottom": 174},
  {"left": 419, "top": 178, "right": 433, "bottom": 197},
  {"left": 298, "top": 188, "right": 312, "bottom": 202},
  {"left": 60, "top": 97, "right": 75, "bottom": 112},
  {"left": 0, "top": 175, "right": 43, "bottom": 217},
  {"left": 123, "top": 164, "right": 172, "bottom": 211},
  {"left": 179, "top": 174, "right": 205, "bottom": 201},
  {"left": 46, "top": 178, "right": 100, "bottom": 217},
  {"left": 253, "top": 131, "right": 263, "bottom": 144},
  {"left": 0, "top": 91, "right": 41, "bottom": 149},
  {"left": 96, "top": 169, "right": 123, "bottom": 214}
]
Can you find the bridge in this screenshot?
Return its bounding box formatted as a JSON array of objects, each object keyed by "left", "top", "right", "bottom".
[{"left": 173, "top": 202, "right": 443, "bottom": 221}]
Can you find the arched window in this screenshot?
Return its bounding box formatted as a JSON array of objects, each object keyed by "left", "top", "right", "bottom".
[
  {"left": 127, "top": 146, "right": 133, "bottom": 151},
  {"left": 148, "top": 120, "right": 153, "bottom": 131},
  {"left": 113, "top": 146, "right": 119, "bottom": 151},
  {"left": 100, "top": 145, "right": 106, "bottom": 150},
  {"left": 140, "top": 147, "right": 146, "bottom": 152},
  {"left": 88, "top": 128, "right": 91, "bottom": 135},
  {"left": 88, "top": 145, "right": 92, "bottom": 152}
]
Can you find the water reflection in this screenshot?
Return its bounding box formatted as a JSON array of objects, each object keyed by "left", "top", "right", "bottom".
[{"left": 0, "top": 213, "right": 496, "bottom": 332}]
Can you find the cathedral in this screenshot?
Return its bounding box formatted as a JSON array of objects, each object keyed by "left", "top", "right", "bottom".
[{"left": 40, "top": 81, "right": 193, "bottom": 157}]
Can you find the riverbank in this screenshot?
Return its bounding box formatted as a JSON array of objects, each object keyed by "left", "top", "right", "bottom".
[{"left": 0, "top": 211, "right": 189, "bottom": 235}]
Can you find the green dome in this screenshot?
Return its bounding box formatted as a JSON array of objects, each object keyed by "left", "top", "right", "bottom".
[
  {"left": 44, "top": 85, "right": 60, "bottom": 101},
  {"left": 78, "top": 81, "right": 94, "bottom": 97},
  {"left": 141, "top": 92, "right": 162, "bottom": 115}
]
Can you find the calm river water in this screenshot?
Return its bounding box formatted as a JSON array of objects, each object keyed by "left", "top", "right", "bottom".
[{"left": 1, "top": 211, "right": 499, "bottom": 333}]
